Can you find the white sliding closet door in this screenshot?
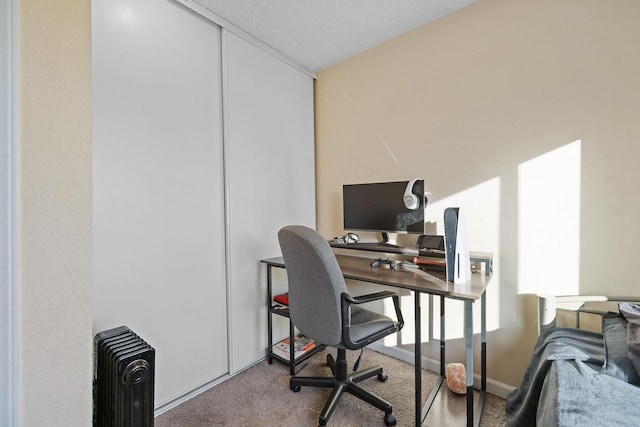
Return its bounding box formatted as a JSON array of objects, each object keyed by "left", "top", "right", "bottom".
[
  {"left": 223, "top": 31, "right": 316, "bottom": 372},
  {"left": 93, "top": 0, "right": 227, "bottom": 406}
]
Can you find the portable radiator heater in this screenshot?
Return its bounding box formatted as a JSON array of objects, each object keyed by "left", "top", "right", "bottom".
[{"left": 94, "top": 326, "right": 155, "bottom": 427}]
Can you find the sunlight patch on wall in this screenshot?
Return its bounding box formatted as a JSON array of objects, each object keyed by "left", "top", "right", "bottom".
[
  {"left": 422, "top": 177, "right": 501, "bottom": 341},
  {"left": 518, "top": 140, "right": 581, "bottom": 296}
]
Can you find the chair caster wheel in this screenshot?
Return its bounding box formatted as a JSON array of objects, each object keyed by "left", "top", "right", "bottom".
[
  {"left": 290, "top": 383, "right": 301, "bottom": 392},
  {"left": 384, "top": 413, "right": 396, "bottom": 426},
  {"left": 377, "top": 373, "right": 388, "bottom": 382}
]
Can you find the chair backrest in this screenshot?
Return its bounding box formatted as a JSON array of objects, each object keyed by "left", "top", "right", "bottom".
[{"left": 277, "top": 225, "right": 349, "bottom": 346}]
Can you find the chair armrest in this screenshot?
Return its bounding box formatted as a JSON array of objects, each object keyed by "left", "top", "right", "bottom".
[
  {"left": 342, "top": 291, "right": 404, "bottom": 329},
  {"left": 343, "top": 291, "right": 397, "bottom": 305},
  {"left": 340, "top": 291, "right": 405, "bottom": 350}
]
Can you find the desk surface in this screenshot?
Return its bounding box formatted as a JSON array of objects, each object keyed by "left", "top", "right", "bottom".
[{"left": 262, "top": 253, "right": 489, "bottom": 301}]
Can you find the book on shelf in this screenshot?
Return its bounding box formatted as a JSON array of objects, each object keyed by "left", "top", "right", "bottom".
[
  {"left": 272, "top": 302, "right": 289, "bottom": 313},
  {"left": 272, "top": 334, "right": 316, "bottom": 361},
  {"left": 273, "top": 292, "right": 289, "bottom": 306}
]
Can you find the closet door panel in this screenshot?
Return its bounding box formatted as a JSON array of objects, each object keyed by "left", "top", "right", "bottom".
[
  {"left": 93, "top": 0, "right": 227, "bottom": 406},
  {"left": 224, "top": 31, "right": 316, "bottom": 372}
]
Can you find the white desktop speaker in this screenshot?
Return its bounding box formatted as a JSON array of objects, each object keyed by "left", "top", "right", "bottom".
[
  {"left": 444, "top": 207, "right": 471, "bottom": 284},
  {"left": 403, "top": 179, "right": 420, "bottom": 210}
]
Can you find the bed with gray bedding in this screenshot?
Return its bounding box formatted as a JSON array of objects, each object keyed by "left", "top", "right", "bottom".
[{"left": 506, "top": 303, "right": 640, "bottom": 426}]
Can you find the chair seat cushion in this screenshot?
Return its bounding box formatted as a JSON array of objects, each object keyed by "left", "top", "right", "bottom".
[{"left": 343, "top": 306, "right": 397, "bottom": 347}]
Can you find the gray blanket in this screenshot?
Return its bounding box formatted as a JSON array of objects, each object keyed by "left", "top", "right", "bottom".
[
  {"left": 538, "top": 358, "right": 640, "bottom": 426},
  {"left": 505, "top": 327, "right": 640, "bottom": 426}
]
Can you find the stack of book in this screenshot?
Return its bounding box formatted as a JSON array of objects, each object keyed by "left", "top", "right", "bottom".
[{"left": 272, "top": 334, "right": 316, "bottom": 361}]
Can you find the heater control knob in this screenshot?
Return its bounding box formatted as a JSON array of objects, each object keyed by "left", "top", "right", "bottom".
[{"left": 123, "top": 359, "right": 149, "bottom": 385}]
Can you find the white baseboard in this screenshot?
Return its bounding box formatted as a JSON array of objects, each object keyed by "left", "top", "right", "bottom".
[
  {"left": 368, "top": 342, "right": 515, "bottom": 399},
  {"left": 154, "top": 375, "right": 227, "bottom": 417}
]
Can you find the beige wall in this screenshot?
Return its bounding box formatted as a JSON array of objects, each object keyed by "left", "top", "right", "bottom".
[
  {"left": 315, "top": 0, "right": 640, "bottom": 388},
  {"left": 19, "top": 0, "right": 92, "bottom": 425}
]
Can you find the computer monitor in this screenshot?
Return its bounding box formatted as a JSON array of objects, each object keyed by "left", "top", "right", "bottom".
[{"left": 342, "top": 180, "right": 426, "bottom": 240}]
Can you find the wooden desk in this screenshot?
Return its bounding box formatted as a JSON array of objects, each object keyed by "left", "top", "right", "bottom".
[{"left": 262, "top": 254, "right": 491, "bottom": 427}]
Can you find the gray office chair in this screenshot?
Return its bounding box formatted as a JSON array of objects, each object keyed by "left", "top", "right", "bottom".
[{"left": 277, "top": 225, "right": 404, "bottom": 426}]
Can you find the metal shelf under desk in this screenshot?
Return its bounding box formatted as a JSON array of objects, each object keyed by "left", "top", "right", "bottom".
[{"left": 265, "top": 267, "right": 324, "bottom": 375}]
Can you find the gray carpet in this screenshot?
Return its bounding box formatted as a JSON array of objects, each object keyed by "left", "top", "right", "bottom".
[{"left": 156, "top": 348, "right": 506, "bottom": 426}]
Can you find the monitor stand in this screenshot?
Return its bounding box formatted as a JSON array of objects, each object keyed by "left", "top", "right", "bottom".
[
  {"left": 355, "top": 233, "right": 402, "bottom": 250},
  {"left": 379, "top": 232, "right": 398, "bottom": 247}
]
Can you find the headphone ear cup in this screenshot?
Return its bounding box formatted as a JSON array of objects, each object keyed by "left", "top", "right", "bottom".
[
  {"left": 404, "top": 179, "right": 420, "bottom": 210},
  {"left": 404, "top": 194, "right": 419, "bottom": 210}
]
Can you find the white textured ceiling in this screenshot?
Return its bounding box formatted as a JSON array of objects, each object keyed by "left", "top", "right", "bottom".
[{"left": 191, "top": 0, "right": 479, "bottom": 73}]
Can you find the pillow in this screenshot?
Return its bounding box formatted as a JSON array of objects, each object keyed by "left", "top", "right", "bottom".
[
  {"left": 619, "top": 302, "right": 640, "bottom": 378},
  {"left": 601, "top": 312, "right": 640, "bottom": 385}
]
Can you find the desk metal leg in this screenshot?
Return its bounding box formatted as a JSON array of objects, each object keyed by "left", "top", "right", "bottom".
[
  {"left": 267, "top": 265, "right": 273, "bottom": 364},
  {"left": 475, "top": 291, "right": 487, "bottom": 427},
  {"left": 481, "top": 292, "right": 486, "bottom": 391},
  {"left": 415, "top": 291, "right": 421, "bottom": 427},
  {"left": 440, "top": 297, "right": 445, "bottom": 376},
  {"left": 465, "top": 300, "right": 473, "bottom": 427},
  {"left": 288, "top": 317, "right": 296, "bottom": 375}
]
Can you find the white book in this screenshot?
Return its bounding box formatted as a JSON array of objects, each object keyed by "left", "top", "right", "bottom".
[{"left": 272, "top": 335, "right": 315, "bottom": 361}]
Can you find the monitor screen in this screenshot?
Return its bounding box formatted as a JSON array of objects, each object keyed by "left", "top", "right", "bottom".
[{"left": 343, "top": 180, "right": 425, "bottom": 235}]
